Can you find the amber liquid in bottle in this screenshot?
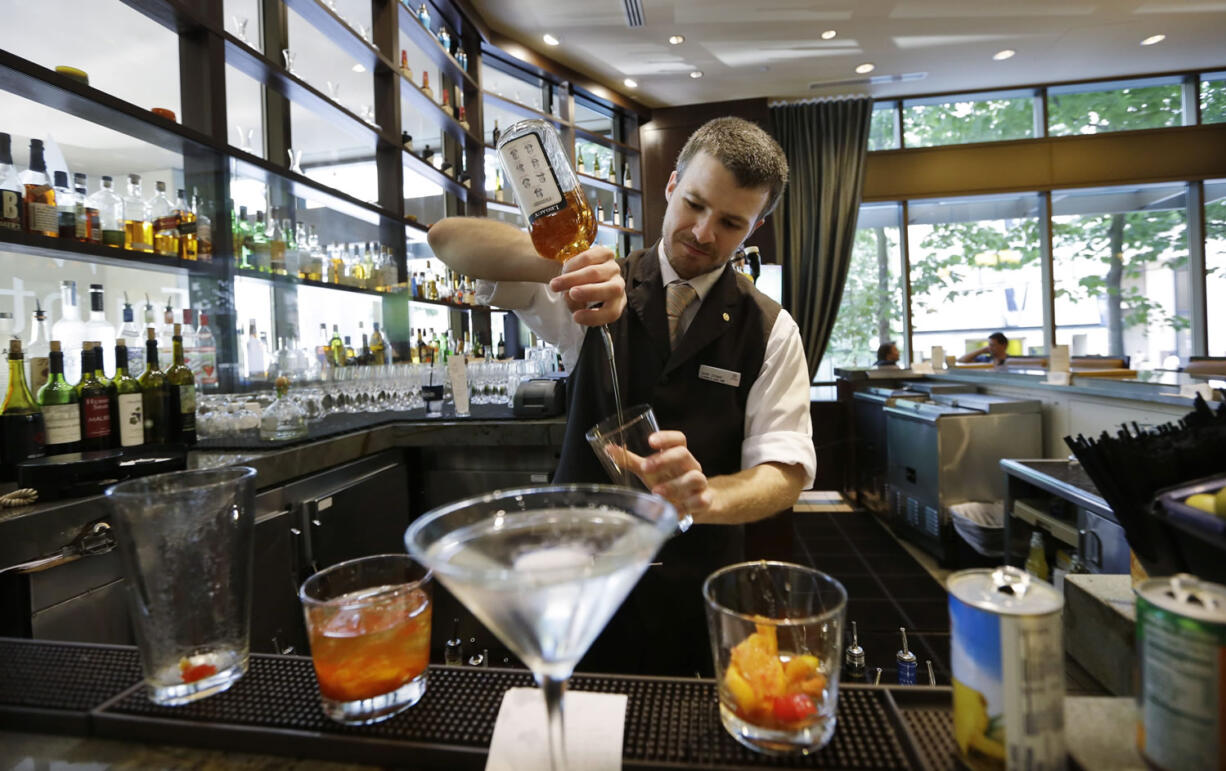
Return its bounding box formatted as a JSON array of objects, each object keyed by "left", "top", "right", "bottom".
[{"left": 528, "top": 187, "right": 597, "bottom": 263}]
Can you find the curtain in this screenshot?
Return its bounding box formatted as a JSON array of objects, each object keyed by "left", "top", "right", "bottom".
[{"left": 771, "top": 97, "right": 873, "bottom": 380}]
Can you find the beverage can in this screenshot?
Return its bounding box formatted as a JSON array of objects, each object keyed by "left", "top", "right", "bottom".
[
  {"left": 948, "top": 566, "right": 1065, "bottom": 770},
  {"left": 1135, "top": 573, "right": 1226, "bottom": 771}
]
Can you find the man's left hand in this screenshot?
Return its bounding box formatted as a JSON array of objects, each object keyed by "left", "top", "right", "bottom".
[{"left": 641, "top": 430, "right": 713, "bottom": 522}]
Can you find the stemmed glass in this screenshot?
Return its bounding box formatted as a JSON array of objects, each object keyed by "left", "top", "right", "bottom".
[{"left": 406, "top": 486, "right": 676, "bottom": 771}]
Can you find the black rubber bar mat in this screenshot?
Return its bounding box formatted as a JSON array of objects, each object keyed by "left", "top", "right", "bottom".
[
  {"left": 90, "top": 654, "right": 954, "bottom": 770},
  {"left": 883, "top": 687, "right": 960, "bottom": 771},
  {"left": 0, "top": 638, "right": 142, "bottom": 734}
]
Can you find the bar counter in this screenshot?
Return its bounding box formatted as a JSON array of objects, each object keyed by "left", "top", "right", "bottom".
[{"left": 0, "top": 637, "right": 1144, "bottom": 770}]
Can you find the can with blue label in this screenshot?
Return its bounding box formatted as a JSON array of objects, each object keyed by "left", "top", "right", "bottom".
[
  {"left": 948, "top": 566, "right": 1065, "bottom": 770},
  {"left": 1135, "top": 573, "right": 1226, "bottom": 771}
]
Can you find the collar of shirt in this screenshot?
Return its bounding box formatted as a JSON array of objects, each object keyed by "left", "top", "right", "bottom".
[{"left": 656, "top": 240, "right": 726, "bottom": 301}]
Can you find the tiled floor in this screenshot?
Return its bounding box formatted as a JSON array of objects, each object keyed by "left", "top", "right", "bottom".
[{"left": 789, "top": 507, "right": 952, "bottom": 686}]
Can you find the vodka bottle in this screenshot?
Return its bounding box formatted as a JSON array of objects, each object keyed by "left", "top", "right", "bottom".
[{"left": 52, "top": 280, "right": 86, "bottom": 384}]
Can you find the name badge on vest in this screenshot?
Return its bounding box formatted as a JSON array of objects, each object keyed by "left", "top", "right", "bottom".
[{"left": 698, "top": 365, "right": 741, "bottom": 387}]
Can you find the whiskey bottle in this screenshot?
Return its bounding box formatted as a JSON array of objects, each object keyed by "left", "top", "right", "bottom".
[
  {"left": 77, "top": 343, "right": 114, "bottom": 451},
  {"left": 1, "top": 340, "right": 46, "bottom": 478},
  {"left": 176, "top": 188, "right": 197, "bottom": 260},
  {"left": 20, "top": 139, "right": 57, "bottom": 238},
  {"left": 370, "top": 322, "right": 387, "bottom": 365},
  {"left": 138, "top": 328, "right": 168, "bottom": 445},
  {"left": 496, "top": 119, "right": 596, "bottom": 262},
  {"left": 25, "top": 302, "right": 51, "bottom": 396},
  {"left": 54, "top": 171, "right": 76, "bottom": 238},
  {"left": 111, "top": 340, "right": 144, "bottom": 448},
  {"left": 37, "top": 341, "right": 80, "bottom": 455},
  {"left": 0, "top": 132, "right": 23, "bottom": 232},
  {"left": 86, "top": 175, "right": 125, "bottom": 247},
  {"left": 149, "top": 181, "right": 178, "bottom": 257},
  {"left": 123, "top": 174, "right": 153, "bottom": 252},
  {"left": 166, "top": 324, "right": 196, "bottom": 445},
  {"left": 74, "top": 173, "right": 100, "bottom": 243}
]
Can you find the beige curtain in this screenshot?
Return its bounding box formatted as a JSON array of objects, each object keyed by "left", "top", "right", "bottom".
[{"left": 771, "top": 97, "right": 874, "bottom": 379}]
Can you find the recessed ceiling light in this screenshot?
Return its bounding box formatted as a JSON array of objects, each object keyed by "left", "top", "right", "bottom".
[
  {"left": 821, "top": 30, "right": 837, "bottom": 40},
  {"left": 543, "top": 33, "right": 560, "bottom": 46},
  {"left": 690, "top": 70, "right": 703, "bottom": 79},
  {"left": 624, "top": 78, "right": 638, "bottom": 88},
  {"left": 855, "top": 62, "right": 875, "bottom": 74},
  {"left": 668, "top": 35, "right": 685, "bottom": 45},
  {"left": 1141, "top": 34, "right": 1166, "bottom": 46},
  {"left": 352, "top": 63, "right": 367, "bottom": 73},
  {"left": 993, "top": 49, "right": 1015, "bottom": 61}
]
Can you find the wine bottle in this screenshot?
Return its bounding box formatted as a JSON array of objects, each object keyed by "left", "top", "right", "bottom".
[
  {"left": 165, "top": 324, "right": 196, "bottom": 445},
  {"left": 111, "top": 340, "right": 144, "bottom": 448},
  {"left": 1, "top": 339, "right": 45, "bottom": 478},
  {"left": 38, "top": 341, "right": 81, "bottom": 455},
  {"left": 77, "top": 342, "right": 113, "bottom": 451},
  {"left": 138, "top": 328, "right": 168, "bottom": 445}
]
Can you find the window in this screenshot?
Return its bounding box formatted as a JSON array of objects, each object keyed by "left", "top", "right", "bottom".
[
  {"left": 907, "top": 193, "right": 1044, "bottom": 360},
  {"left": 1206, "top": 180, "right": 1226, "bottom": 356},
  {"left": 1052, "top": 184, "right": 1190, "bottom": 368},
  {"left": 902, "top": 90, "right": 1035, "bottom": 147},
  {"left": 1202, "top": 72, "right": 1226, "bottom": 124},
  {"left": 1048, "top": 77, "right": 1182, "bottom": 136},
  {"left": 868, "top": 102, "right": 899, "bottom": 151},
  {"left": 821, "top": 203, "right": 905, "bottom": 376}
]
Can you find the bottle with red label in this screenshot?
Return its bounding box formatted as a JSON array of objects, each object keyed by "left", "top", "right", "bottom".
[{"left": 76, "top": 342, "right": 114, "bottom": 451}]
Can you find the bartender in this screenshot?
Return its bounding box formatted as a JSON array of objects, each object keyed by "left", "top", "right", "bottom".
[
  {"left": 875, "top": 341, "right": 900, "bottom": 368},
  {"left": 427, "top": 117, "right": 816, "bottom": 676},
  {"left": 959, "top": 331, "right": 1009, "bottom": 366}
]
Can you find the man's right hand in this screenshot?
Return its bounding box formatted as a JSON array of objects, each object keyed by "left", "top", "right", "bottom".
[{"left": 548, "top": 246, "right": 625, "bottom": 327}]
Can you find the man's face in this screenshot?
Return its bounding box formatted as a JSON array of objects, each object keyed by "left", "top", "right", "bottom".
[
  {"left": 988, "top": 338, "right": 1007, "bottom": 359},
  {"left": 661, "top": 151, "right": 770, "bottom": 280},
  {"left": 886, "top": 344, "right": 900, "bottom": 363}
]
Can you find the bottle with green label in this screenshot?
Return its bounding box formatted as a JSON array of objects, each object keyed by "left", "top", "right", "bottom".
[
  {"left": 166, "top": 323, "right": 196, "bottom": 445},
  {"left": 138, "top": 327, "right": 168, "bottom": 445},
  {"left": 37, "top": 341, "right": 80, "bottom": 455},
  {"left": 0, "top": 339, "right": 45, "bottom": 478},
  {"left": 111, "top": 340, "right": 144, "bottom": 448}
]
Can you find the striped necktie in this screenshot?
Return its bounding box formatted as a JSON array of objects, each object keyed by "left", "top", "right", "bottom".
[{"left": 666, "top": 281, "right": 698, "bottom": 349}]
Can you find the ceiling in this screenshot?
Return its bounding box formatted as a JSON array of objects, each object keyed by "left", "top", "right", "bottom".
[{"left": 467, "top": 0, "right": 1226, "bottom": 109}]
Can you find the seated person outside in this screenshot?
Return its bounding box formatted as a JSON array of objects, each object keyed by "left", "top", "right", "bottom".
[
  {"left": 875, "top": 341, "right": 900, "bottom": 368},
  {"left": 958, "top": 332, "right": 1009, "bottom": 367}
]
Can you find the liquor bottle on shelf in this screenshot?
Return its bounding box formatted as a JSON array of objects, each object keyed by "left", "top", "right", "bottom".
[
  {"left": 249, "top": 211, "right": 271, "bottom": 272},
  {"left": 576, "top": 153, "right": 585, "bottom": 175},
  {"left": 1, "top": 340, "right": 46, "bottom": 477},
  {"left": 234, "top": 205, "right": 253, "bottom": 269},
  {"left": 417, "top": 3, "right": 431, "bottom": 30},
  {"left": 458, "top": 106, "right": 469, "bottom": 132},
  {"left": 77, "top": 342, "right": 113, "bottom": 451},
  {"left": 0, "top": 312, "right": 12, "bottom": 398},
  {"left": 111, "top": 340, "right": 144, "bottom": 448},
  {"left": 180, "top": 309, "right": 198, "bottom": 374},
  {"left": 612, "top": 201, "right": 620, "bottom": 227},
  {"left": 245, "top": 320, "right": 266, "bottom": 380},
  {"left": 176, "top": 189, "right": 197, "bottom": 260},
  {"left": 491, "top": 119, "right": 501, "bottom": 146},
  {"left": 456, "top": 46, "right": 468, "bottom": 71},
  {"left": 496, "top": 333, "right": 506, "bottom": 359},
  {"left": 591, "top": 155, "right": 600, "bottom": 178},
  {"left": 441, "top": 89, "right": 454, "bottom": 117},
  {"left": 360, "top": 242, "right": 376, "bottom": 288},
  {"left": 608, "top": 158, "right": 617, "bottom": 184},
  {"left": 416, "top": 328, "right": 431, "bottom": 365},
  {"left": 494, "top": 169, "right": 505, "bottom": 202},
  {"left": 596, "top": 198, "right": 605, "bottom": 222},
  {"left": 54, "top": 171, "right": 76, "bottom": 239},
  {"left": 38, "top": 341, "right": 80, "bottom": 455},
  {"left": 158, "top": 301, "right": 176, "bottom": 366},
  {"left": 268, "top": 209, "right": 287, "bottom": 275},
  {"left": 359, "top": 330, "right": 372, "bottom": 366},
  {"left": 195, "top": 311, "right": 217, "bottom": 390},
  {"left": 438, "top": 27, "right": 451, "bottom": 52},
  {"left": 74, "top": 173, "right": 99, "bottom": 243},
  {"left": 626, "top": 209, "right": 635, "bottom": 230},
  {"left": 149, "top": 181, "right": 178, "bottom": 257},
  {"left": 20, "top": 139, "right": 57, "bottom": 238},
  {"left": 193, "top": 189, "right": 212, "bottom": 260},
  {"left": 84, "top": 284, "right": 117, "bottom": 376},
  {"left": 0, "top": 131, "right": 23, "bottom": 232},
  {"left": 420, "top": 71, "right": 434, "bottom": 101},
  {"left": 400, "top": 50, "right": 413, "bottom": 81},
  {"left": 285, "top": 218, "right": 303, "bottom": 278},
  {"left": 305, "top": 225, "right": 325, "bottom": 281},
  {"left": 370, "top": 322, "right": 387, "bottom": 365},
  {"left": 52, "top": 280, "right": 86, "bottom": 384},
  {"left": 117, "top": 296, "right": 140, "bottom": 348},
  {"left": 623, "top": 163, "right": 632, "bottom": 188},
  {"left": 166, "top": 324, "right": 196, "bottom": 445},
  {"left": 123, "top": 174, "right": 152, "bottom": 252},
  {"left": 329, "top": 324, "right": 345, "bottom": 367},
  {"left": 86, "top": 175, "right": 124, "bottom": 247},
  {"left": 25, "top": 302, "right": 51, "bottom": 396},
  {"left": 138, "top": 328, "right": 168, "bottom": 445},
  {"left": 140, "top": 296, "right": 157, "bottom": 368}
]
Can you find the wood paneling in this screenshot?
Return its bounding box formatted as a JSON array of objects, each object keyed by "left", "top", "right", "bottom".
[
  {"left": 639, "top": 98, "right": 777, "bottom": 261},
  {"left": 863, "top": 123, "right": 1226, "bottom": 201}
]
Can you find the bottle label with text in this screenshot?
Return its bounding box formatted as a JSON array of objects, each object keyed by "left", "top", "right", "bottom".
[
  {"left": 82, "top": 395, "right": 112, "bottom": 439},
  {"left": 43, "top": 403, "right": 82, "bottom": 445},
  {"left": 498, "top": 134, "right": 565, "bottom": 224},
  {"left": 117, "top": 393, "right": 144, "bottom": 447},
  {"left": 0, "top": 190, "right": 22, "bottom": 230}
]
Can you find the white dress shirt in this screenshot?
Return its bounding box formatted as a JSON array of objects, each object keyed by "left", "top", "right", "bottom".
[{"left": 475, "top": 243, "right": 816, "bottom": 487}]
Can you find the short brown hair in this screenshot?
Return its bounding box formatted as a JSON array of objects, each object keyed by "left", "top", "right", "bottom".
[{"left": 675, "top": 117, "right": 789, "bottom": 219}]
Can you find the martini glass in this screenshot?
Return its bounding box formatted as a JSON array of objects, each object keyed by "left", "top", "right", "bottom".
[{"left": 405, "top": 485, "right": 677, "bottom": 771}]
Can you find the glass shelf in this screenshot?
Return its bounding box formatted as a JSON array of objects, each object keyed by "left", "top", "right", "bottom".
[
  {"left": 577, "top": 172, "right": 640, "bottom": 196},
  {"left": 282, "top": 0, "right": 397, "bottom": 76},
  {"left": 399, "top": 73, "right": 480, "bottom": 148},
  {"left": 396, "top": 2, "right": 477, "bottom": 91},
  {"left": 483, "top": 91, "right": 567, "bottom": 128},
  {"left": 574, "top": 126, "right": 639, "bottom": 155},
  {"left": 408, "top": 296, "right": 491, "bottom": 311},
  {"left": 233, "top": 265, "right": 400, "bottom": 297},
  {"left": 0, "top": 229, "right": 203, "bottom": 275}
]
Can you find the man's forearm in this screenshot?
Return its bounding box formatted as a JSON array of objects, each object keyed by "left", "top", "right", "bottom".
[
  {"left": 697, "top": 462, "right": 808, "bottom": 525},
  {"left": 426, "top": 217, "right": 561, "bottom": 283}
]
